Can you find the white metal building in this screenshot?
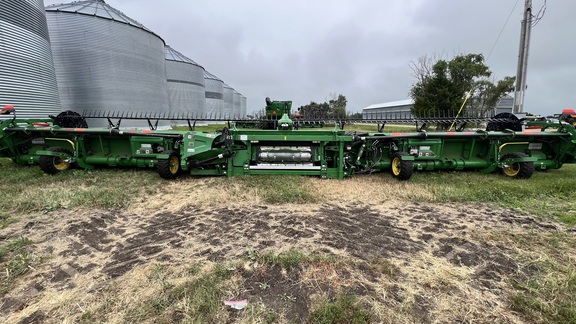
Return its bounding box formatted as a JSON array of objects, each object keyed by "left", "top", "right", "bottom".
[
  {"left": 362, "top": 99, "right": 414, "bottom": 119},
  {"left": 362, "top": 96, "right": 514, "bottom": 119}
]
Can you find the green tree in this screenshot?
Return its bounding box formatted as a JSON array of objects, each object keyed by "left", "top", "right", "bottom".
[
  {"left": 468, "top": 76, "right": 515, "bottom": 115},
  {"left": 297, "top": 101, "right": 330, "bottom": 119},
  {"left": 349, "top": 112, "right": 363, "bottom": 119},
  {"left": 297, "top": 94, "right": 347, "bottom": 119},
  {"left": 409, "top": 53, "right": 514, "bottom": 117},
  {"left": 328, "top": 94, "right": 347, "bottom": 118}
]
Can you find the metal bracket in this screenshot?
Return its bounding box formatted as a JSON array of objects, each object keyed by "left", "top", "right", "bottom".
[
  {"left": 107, "top": 117, "right": 122, "bottom": 129},
  {"left": 417, "top": 122, "right": 427, "bottom": 132},
  {"left": 187, "top": 119, "right": 196, "bottom": 131},
  {"left": 456, "top": 122, "right": 467, "bottom": 132},
  {"left": 146, "top": 119, "right": 159, "bottom": 131}
]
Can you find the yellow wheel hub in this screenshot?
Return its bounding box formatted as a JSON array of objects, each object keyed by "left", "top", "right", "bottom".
[
  {"left": 391, "top": 157, "right": 401, "bottom": 176},
  {"left": 502, "top": 163, "right": 520, "bottom": 177},
  {"left": 169, "top": 156, "right": 179, "bottom": 174},
  {"left": 53, "top": 157, "right": 69, "bottom": 171}
]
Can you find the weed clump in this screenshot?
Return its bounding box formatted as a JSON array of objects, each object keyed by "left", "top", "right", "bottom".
[
  {"left": 309, "top": 294, "right": 371, "bottom": 323},
  {"left": 0, "top": 237, "right": 35, "bottom": 296}
]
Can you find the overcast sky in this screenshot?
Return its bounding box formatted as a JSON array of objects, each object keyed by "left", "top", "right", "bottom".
[{"left": 44, "top": 0, "right": 575, "bottom": 116}]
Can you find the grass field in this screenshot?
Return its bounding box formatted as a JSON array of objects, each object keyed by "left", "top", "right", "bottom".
[
  {"left": 1, "top": 158, "right": 574, "bottom": 225},
  {"left": 1, "top": 156, "right": 575, "bottom": 322}
]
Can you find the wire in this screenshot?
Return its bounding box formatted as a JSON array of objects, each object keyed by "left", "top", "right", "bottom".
[
  {"left": 486, "top": 0, "right": 521, "bottom": 61},
  {"left": 531, "top": 0, "right": 547, "bottom": 27}
]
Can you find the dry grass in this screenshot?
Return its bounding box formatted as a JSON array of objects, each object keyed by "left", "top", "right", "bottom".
[
  {"left": 126, "top": 174, "right": 434, "bottom": 215},
  {"left": 3, "top": 226, "right": 573, "bottom": 323},
  {"left": 0, "top": 161, "right": 162, "bottom": 213},
  {"left": 477, "top": 231, "right": 576, "bottom": 323},
  {"left": 2, "top": 158, "right": 576, "bottom": 322},
  {"left": 307, "top": 174, "right": 436, "bottom": 204}
]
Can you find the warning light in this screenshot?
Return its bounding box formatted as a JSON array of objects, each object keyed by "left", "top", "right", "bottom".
[
  {"left": 0, "top": 105, "right": 15, "bottom": 115},
  {"left": 562, "top": 109, "right": 576, "bottom": 117}
]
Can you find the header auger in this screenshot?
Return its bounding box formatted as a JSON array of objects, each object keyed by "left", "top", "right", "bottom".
[{"left": 1, "top": 100, "right": 575, "bottom": 181}]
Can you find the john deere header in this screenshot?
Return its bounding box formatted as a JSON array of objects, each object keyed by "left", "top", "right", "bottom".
[{"left": 1, "top": 98, "right": 575, "bottom": 181}]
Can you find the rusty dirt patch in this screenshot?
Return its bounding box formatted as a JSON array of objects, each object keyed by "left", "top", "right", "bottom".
[{"left": 0, "top": 200, "right": 569, "bottom": 323}]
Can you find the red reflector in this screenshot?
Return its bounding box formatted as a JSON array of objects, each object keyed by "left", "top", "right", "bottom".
[
  {"left": 32, "top": 122, "right": 50, "bottom": 127},
  {"left": 272, "top": 111, "right": 276, "bottom": 115}
]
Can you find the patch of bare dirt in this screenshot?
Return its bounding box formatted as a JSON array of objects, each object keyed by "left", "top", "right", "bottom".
[
  {"left": 0, "top": 200, "right": 568, "bottom": 323},
  {"left": 242, "top": 264, "right": 311, "bottom": 321}
]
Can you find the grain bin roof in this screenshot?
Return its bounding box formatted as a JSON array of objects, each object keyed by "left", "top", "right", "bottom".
[
  {"left": 204, "top": 70, "right": 222, "bottom": 81},
  {"left": 165, "top": 45, "right": 203, "bottom": 69},
  {"left": 45, "top": 0, "right": 160, "bottom": 39}
]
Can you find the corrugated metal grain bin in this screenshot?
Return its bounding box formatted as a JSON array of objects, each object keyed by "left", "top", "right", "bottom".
[
  {"left": 45, "top": 0, "right": 169, "bottom": 128},
  {"left": 165, "top": 45, "right": 205, "bottom": 123},
  {"left": 204, "top": 71, "right": 223, "bottom": 117},
  {"left": 222, "top": 83, "right": 234, "bottom": 118},
  {"left": 241, "top": 95, "right": 247, "bottom": 118},
  {"left": 0, "top": 0, "right": 61, "bottom": 118},
  {"left": 233, "top": 90, "right": 241, "bottom": 118}
]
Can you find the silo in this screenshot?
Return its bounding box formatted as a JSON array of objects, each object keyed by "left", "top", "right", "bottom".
[
  {"left": 204, "top": 71, "right": 223, "bottom": 117},
  {"left": 165, "top": 45, "right": 205, "bottom": 122},
  {"left": 0, "top": 0, "right": 61, "bottom": 118},
  {"left": 233, "top": 91, "right": 241, "bottom": 118},
  {"left": 222, "top": 83, "right": 234, "bottom": 118},
  {"left": 45, "top": 0, "right": 170, "bottom": 128},
  {"left": 241, "top": 95, "right": 247, "bottom": 118}
]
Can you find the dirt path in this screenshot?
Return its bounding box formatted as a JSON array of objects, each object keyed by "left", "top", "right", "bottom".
[{"left": 0, "top": 200, "right": 569, "bottom": 323}]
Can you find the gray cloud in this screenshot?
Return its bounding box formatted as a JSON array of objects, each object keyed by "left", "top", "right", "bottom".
[{"left": 44, "top": 0, "right": 576, "bottom": 116}]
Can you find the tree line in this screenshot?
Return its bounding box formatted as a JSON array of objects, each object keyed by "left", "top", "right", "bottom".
[
  {"left": 296, "top": 94, "right": 359, "bottom": 119},
  {"left": 287, "top": 52, "right": 513, "bottom": 120},
  {"left": 409, "top": 53, "right": 515, "bottom": 117}
]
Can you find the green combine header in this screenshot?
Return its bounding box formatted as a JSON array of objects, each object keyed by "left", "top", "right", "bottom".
[{"left": 1, "top": 100, "right": 575, "bottom": 181}]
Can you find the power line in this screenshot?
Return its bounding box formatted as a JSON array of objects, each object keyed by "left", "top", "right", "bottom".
[
  {"left": 531, "top": 0, "right": 547, "bottom": 26},
  {"left": 486, "top": 0, "right": 521, "bottom": 61}
]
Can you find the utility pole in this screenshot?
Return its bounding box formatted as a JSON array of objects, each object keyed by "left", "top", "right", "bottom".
[{"left": 513, "top": 0, "right": 533, "bottom": 114}]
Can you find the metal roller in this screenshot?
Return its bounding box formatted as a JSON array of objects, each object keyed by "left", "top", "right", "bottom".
[{"left": 258, "top": 147, "right": 312, "bottom": 163}]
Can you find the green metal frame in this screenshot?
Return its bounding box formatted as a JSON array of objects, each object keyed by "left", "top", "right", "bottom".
[{"left": 1, "top": 114, "right": 576, "bottom": 180}]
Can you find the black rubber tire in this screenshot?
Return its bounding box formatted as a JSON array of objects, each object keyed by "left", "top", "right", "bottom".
[
  {"left": 157, "top": 150, "right": 180, "bottom": 179},
  {"left": 500, "top": 152, "right": 534, "bottom": 179},
  {"left": 487, "top": 113, "right": 522, "bottom": 131},
  {"left": 51, "top": 111, "right": 88, "bottom": 128},
  {"left": 39, "top": 147, "right": 73, "bottom": 175},
  {"left": 391, "top": 152, "right": 413, "bottom": 181}
]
